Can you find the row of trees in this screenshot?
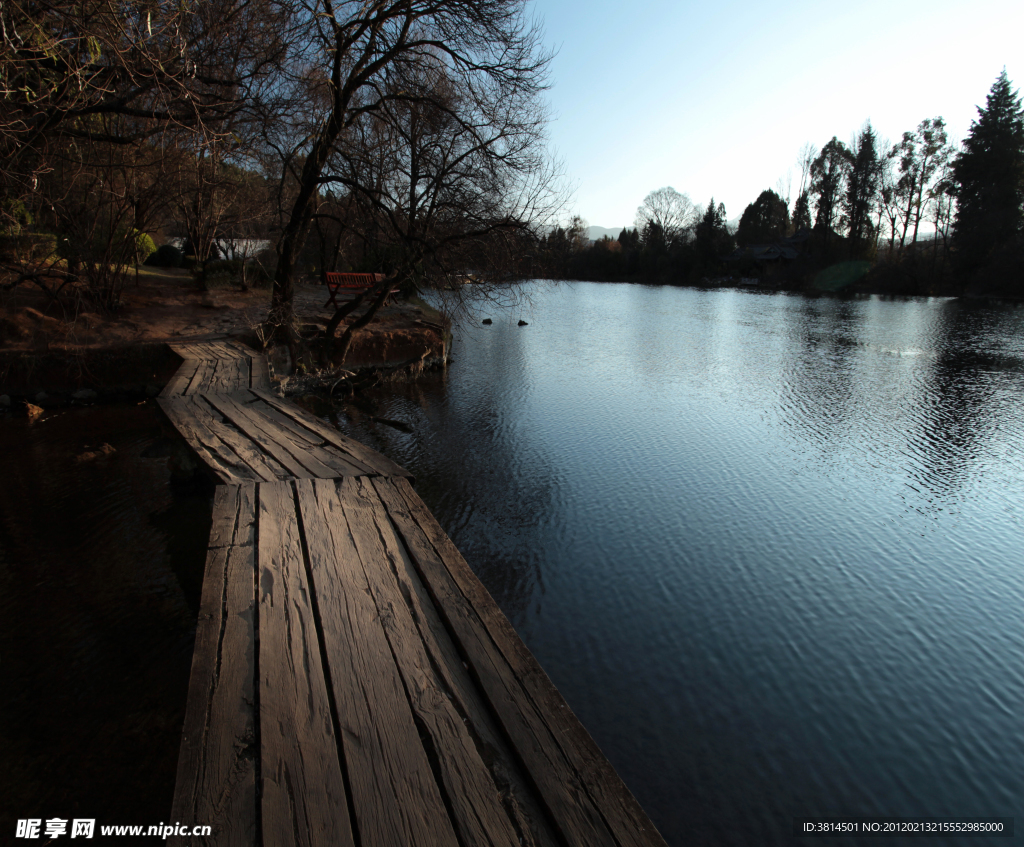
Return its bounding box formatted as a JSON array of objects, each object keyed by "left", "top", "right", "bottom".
[
  {"left": 548, "top": 71, "right": 1024, "bottom": 295},
  {"left": 1, "top": 0, "right": 564, "bottom": 359},
  {"left": 540, "top": 189, "right": 734, "bottom": 284}
]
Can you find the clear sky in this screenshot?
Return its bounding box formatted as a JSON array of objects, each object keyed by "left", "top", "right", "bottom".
[{"left": 531, "top": 0, "right": 1022, "bottom": 231}]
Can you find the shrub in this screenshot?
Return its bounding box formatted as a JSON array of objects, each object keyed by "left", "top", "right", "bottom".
[
  {"left": 200, "top": 258, "right": 243, "bottom": 290},
  {"left": 130, "top": 229, "right": 157, "bottom": 265},
  {"left": 146, "top": 243, "right": 183, "bottom": 268},
  {"left": 0, "top": 198, "right": 33, "bottom": 236},
  {"left": 0, "top": 233, "right": 57, "bottom": 262}
]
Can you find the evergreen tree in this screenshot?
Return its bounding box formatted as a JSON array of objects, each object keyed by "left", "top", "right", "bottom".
[
  {"left": 952, "top": 70, "right": 1024, "bottom": 273},
  {"left": 810, "top": 137, "right": 851, "bottom": 240},
  {"left": 694, "top": 198, "right": 730, "bottom": 264},
  {"left": 791, "top": 190, "right": 812, "bottom": 231},
  {"left": 844, "top": 122, "right": 881, "bottom": 249},
  {"left": 736, "top": 189, "right": 789, "bottom": 245},
  {"left": 617, "top": 227, "right": 640, "bottom": 252}
]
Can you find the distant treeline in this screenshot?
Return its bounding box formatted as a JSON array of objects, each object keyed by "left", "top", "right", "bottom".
[{"left": 541, "top": 71, "right": 1024, "bottom": 299}]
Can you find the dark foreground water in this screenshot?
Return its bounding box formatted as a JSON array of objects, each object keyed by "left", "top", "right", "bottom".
[
  {"left": 333, "top": 283, "right": 1024, "bottom": 846},
  {"left": 0, "top": 404, "right": 210, "bottom": 842}
]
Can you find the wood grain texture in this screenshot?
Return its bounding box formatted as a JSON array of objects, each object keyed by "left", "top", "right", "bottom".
[
  {"left": 188, "top": 396, "right": 289, "bottom": 482},
  {"left": 185, "top": 357, "right": 218, "bottom": 394},
  {"left": 295, "top": 478, "right": 459, "bottom": 847},
  {"left": 169, "top": 343, "right": 200, "bottom": 359},
  {"left": 342, "top": 476, "right": 545, "bottom": 847},
  {"left": 160, "top": 359, "right": 201, "bottom": 398},
  {"left": 157, "top": 397, "right": 260, "bottom": 483},
  {"left": 257, "top": 481, "right": 355, "bottom": 847},
  {"left": 242, "top": 396, "right": 367, "bottom": 478},
  {"left": 204, "top": 394, "right": 325, "bottom": 479},
  {"left": 170, "top": 484, "right": 257, "bottom": 847},
  {"left": 250, "top": 356, "right": 271, "bottom": 390},
  {"left": 251, "top": 389, "right": 411, "bottom": 478},
  {"left": 383, "top": 477, "right": 668, "bottom": 847}
]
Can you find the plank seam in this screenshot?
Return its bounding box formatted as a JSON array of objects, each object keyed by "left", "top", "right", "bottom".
[
  {"left": 290, "top": 480, "right": 362, "bottom": 847},
  {"left": 252, "top": 483, "right": 263, "bottom": 847},
  {"left": 196, "top": 486, "right": 239, "bottom": 825}
]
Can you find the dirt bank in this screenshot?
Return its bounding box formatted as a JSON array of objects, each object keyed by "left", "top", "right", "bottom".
[{"left": 0, "top": 267, "right": 448, "bottom": 400}]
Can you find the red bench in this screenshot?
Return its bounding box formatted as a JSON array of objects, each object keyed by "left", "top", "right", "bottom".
[{"left": 323, "top": 272, "right": 386, "bottom": 308}]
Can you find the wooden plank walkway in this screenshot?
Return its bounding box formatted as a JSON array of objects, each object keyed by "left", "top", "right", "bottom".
[{"left": 160, "top": 341, "right": 666, "bottom": 846}]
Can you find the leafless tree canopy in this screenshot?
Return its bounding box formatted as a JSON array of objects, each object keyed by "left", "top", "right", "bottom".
[
  {"left": 248, "top": 0, "right": 560, "bottom": 344},
  {"left": 2, "top": 0, "right": 563, "bottom": 356},
  {"left": 634, "top": 186, "right": 696, "bottom": 246}
]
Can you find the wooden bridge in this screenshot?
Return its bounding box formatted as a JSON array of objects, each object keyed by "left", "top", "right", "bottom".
[{"left": 159, "top": 341, "right": 666, "bottom": 847}]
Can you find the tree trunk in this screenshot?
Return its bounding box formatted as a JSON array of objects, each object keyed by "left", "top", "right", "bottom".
[{"left": 323, "top": 281, "right": 394, "bottom": 368}]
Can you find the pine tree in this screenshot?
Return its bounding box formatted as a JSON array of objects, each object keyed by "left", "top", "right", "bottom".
[
  {"left": 844, "top": 122, "right": 881, "bottom": 249},
  {"left": 694, "top": 198, "right": 730, "bottom": 264},
  {"left": 791, "top": 190, "right": 811, "bottom": 232},
  {"left": 952, "top": 70, "right": 1024, "bottom": 273}
]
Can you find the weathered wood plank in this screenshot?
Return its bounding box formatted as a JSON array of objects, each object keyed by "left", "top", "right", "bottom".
[
  {"left": 241, "top": 396, "right": 367, "bottom": 478},
  {"left": 157, "top": 398, "right": 260, "bottom": 483},
  {"left": 160, "top": 358, "right": 201, "bottom": 398},
  {"left": 236, "top": 357, "right": 252, "bottom": 393},
  {"left": 203, "top": 394, "right": 325, "bottom": 480},
  {"left": 207, "top": 359, "right": 231, "bottom": 394},
  {"left": 169, "top": 343, "right": 201, "bottom": 359},
  {"left": 211, "top": 358, "right": 247, "bottom": 394},
  {"left": 197, "top": 342, "right": 228, "bottom": 359},
  {"left": 185, "top": 357, "right": 218, "bottom": 394},
  {"left": 227, "top": 340, "right": 259, "bottom": 358},
  {"left": 339, "top": 476, "right": 540, "bottom": 847},
  {"left": 257, "top": 481, "right": 355, "bottom": 847},
  {"left": 205, "top": 341, "right": 238, "bottom": 359},
  {"left": 295, "top": 478, "right": 459, "bottom": 847},
  {"left": 382, "top": 476, "right": 668, "bottom": 847},
  {"left": 187, "top": 397, "right": 288, "bottom": 482},
  {"left": 372, "top": 477, "right": 649, "bottom": 847},
  {"left": 170, "top": 484, "right": 257, "bottom": 847},
  {"left": 250, "top": 356, "right": 271, "bottom": 390},
  {"left": 251, "top": 389, "right": 409, "bottom": 478},
  {"left": 353, "top": 475, "right": 564, "bottom": 847}
]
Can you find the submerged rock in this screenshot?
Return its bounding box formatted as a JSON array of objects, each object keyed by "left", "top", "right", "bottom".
[
  {"left": 72, "top": 388, "right": 98, "bottom": 403},
  {"left": 75, "top": 443, "right": 116, "bottom": 462}
]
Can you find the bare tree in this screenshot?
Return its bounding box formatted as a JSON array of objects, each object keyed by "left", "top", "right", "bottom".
[
  {"left": 314, "top": 55, "right": 564, "bottom": 364},
  {"left": 796, "top": 141, "right": 816, "bottom": 198},
  {"left": 775, "top": 170, "right": 792, "bottom": 209},
  {"left": 252, "top": 0, "right": 556, "bottom": 348},
  {"left": 0, "top": 0, "right": 269, "bottom": 201},
  {"left": 634, "top": 186, "right": 696, "bottom": 247}
]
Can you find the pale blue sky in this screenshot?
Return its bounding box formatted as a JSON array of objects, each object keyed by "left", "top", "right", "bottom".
[{"left": 531, "top": 0, "right": 1021, "bottom": 230}]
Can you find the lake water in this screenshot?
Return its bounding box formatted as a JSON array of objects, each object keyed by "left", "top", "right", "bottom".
[
  {"left": 333, "top": 282, "right": 1024, "bottom": 846},
  {"left": 0, "top": 405, "right": 210, "bottom": 841}
]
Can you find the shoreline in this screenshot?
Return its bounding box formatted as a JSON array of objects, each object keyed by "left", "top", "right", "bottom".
[{"left": 0, "top": 268, "right": 450, "bottom": 406}]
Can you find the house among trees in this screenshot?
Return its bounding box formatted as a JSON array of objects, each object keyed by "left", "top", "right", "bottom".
[{"left": 725, "top": 228, "right": 812, "bottom": 274}]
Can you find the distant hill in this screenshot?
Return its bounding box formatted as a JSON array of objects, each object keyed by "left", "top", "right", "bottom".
[{"left": 587, "top": 226, "right": 626, "bottom": 241}]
